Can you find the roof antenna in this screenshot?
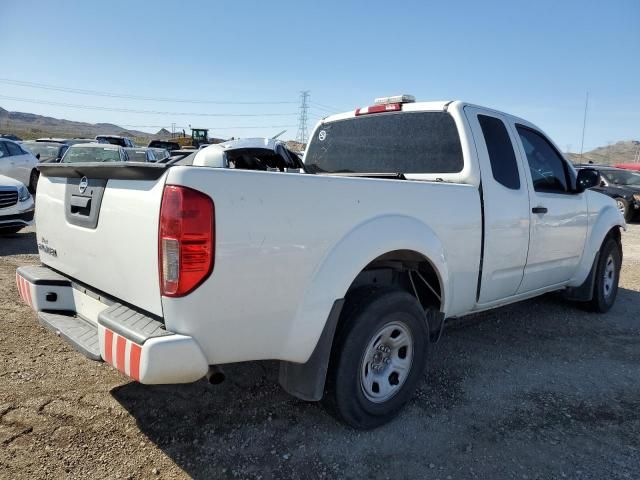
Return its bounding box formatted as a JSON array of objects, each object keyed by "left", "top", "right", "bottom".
[
  {"left": 579, "top": 91, "right": 589, "bottom": 161},
  {"left": 272, "top": 129, "right": 286, "bottom": 139}
]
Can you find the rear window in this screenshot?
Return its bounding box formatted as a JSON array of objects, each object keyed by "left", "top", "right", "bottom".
[
  {"left": 304, "top": 111, "right": 463, "bottom": 174},
  {"left": 62, "top": 146, "right": 121, "bottom": 163},
  {"left": 126, "top": 150, "right": 149, "bottom": 162},
  {"left": 24, "top": 143, "right": 61, "bottom": 160}
]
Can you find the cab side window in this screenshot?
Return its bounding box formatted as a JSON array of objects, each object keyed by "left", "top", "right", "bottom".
[
  {"left": 0, "top": 141, "right": 9, "bottom": 158},
  {"left": 5, "top": 141, "right": 23, "bottom": 157},
  {"left": 478, "top": 115, "right": 520, "bottom": 189},
  {"left": 516, "top": 126, "right": 570, "bottom": 193}
]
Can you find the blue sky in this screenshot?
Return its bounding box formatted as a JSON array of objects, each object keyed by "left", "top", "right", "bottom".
[{"left": 0, "top": 0, "right": 638, "bottom": 150}]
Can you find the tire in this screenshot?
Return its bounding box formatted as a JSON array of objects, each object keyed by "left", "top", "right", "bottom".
[
  {"left": 588, "top": 237, "right": 622, "bottom": 313},
  {"left": 614, "top": 197, "right": 632, "bottom": 222},
  {"left": 0, "top": 226, "right": 23, "bottom": 235},
  {"left": 28, "top": 169, "right": 39, "bottom": 194},
  {"left": 324, "top": 286, "right": 430, "bottom": 429}
]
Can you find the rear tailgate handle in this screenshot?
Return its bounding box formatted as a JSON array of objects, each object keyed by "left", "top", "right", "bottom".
[
  {"left": 532, "top": 206, "right": 548, "bottom": 214},
  {"left": 70, "top": 195, "right": 91, "bottom": 209}
]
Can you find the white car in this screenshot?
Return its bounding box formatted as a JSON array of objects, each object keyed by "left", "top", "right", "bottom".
[
  {"left": 18, "top": 96, "right": 624, "bottom": 429},
  {"left": 0, "top": 139, "right": 40, "bottom": 192},
  {"left": 0, "top": 174, "right": 34, "bottom": 234}
]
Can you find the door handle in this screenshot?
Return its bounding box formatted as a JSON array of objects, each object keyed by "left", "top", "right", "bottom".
[{"left": 532, "top": 207, "right": 548, "bottom": 214}]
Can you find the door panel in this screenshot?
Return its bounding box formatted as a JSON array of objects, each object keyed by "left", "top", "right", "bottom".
[
  {"left": 465, "top": 107, "right": 531, "bottom": 303},
  {"left": 0, "top": 142, "right": 15, "bottom": 178},
  {"left": 512, "top": 125, "right": 588, "bottom": 292},
  {"left": 4, "top": 142, "right": 30, "bottom": 185}
]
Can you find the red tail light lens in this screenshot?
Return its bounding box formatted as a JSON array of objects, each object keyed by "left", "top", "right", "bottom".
[{"left": 159, "top": 185, "right": 214, "bottom": 297}]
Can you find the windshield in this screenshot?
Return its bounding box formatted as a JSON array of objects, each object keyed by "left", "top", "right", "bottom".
[
  {"left": 304, "top": 111, "right": 464, "bottom": 174},
  {"left": 96, "top": 136, "right": 126, "bottom": 146},
  {"left": 23, "top": 143, "right": 60, "bottom": 160},
  {"left": 62, "top": 146, "right": 121, "bottom": 163},
  {"left": 601, "top": 169, "right": 640, "bottom": 186}
]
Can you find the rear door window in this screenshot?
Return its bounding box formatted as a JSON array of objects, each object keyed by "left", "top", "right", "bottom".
[
  {"left": 305, "top": 111, "right": 463, "bottom": 174},
  {"left": 478, "top": 115, "right": 520, "bottom": 189}
]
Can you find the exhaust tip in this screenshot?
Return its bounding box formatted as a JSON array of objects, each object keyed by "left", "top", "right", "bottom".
[{"left": 206, "top": 366, "right": 226, "bottom": 385}]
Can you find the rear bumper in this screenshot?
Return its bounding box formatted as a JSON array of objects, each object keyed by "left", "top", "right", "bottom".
[{"left": 16, "top": 265, "right": 208, "bottom": 384}]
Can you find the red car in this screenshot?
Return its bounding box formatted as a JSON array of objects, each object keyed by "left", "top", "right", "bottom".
[{"left": 615, "top": 163, "right": 640, "bottom": 171}]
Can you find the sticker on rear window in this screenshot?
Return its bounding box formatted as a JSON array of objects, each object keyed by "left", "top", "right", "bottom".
[{"left": 318, "top": 130, "right": 327, "bottom": 141}]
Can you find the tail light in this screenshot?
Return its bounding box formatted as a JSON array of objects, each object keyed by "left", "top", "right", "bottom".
[
  {"left": 159, "top": 185, "right": 214, "bottom": 297},
  {"left": 355, "top": 103, "right": 402, "bottom": 116}
]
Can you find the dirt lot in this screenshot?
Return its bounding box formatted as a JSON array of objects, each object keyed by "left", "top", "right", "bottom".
[{"left": 1, "top": 224, "right": 639, "bottom": 480}]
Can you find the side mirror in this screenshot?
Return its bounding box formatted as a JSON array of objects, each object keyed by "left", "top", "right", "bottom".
[
  {"left": 36, "top": 153, "right": 41, "bottom": 160},
  {"left": 575, "top": 168, "right": 600, "bottom": 193}
]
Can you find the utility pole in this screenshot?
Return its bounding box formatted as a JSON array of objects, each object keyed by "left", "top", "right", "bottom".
[
  {"left": 579, "top": 92, "right": 589, "bottom": 160},
  {"left": 296, "top": 90, "right": 310, "bottom": 145}
]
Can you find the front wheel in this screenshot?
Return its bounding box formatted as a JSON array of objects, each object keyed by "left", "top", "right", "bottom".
[
  {"left": 588, "top": 238, "right": 622, "bottom": 313},
  {"left": 28, "top": 169, "right": 39, "bottom": 194},
  {"left": 324, "top": 286, "right": 430, "bottom": 429},
  {"left": 615, "top": 197, "right": 632, "bottom": 222}
]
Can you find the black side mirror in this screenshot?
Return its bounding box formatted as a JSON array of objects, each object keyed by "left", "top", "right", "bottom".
[
  {"left": 36, "top": 153, "right": 41, "bottom": 160},
  {"left": 576, "top": 168, "right": 600, "bottom": 193}
]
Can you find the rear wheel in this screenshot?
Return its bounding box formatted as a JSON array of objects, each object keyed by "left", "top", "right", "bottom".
[
  {"left": 588, "top": 238, "right": 622, "bottom": 313},
  {"left": 324, "top": 286, "right": 430, "bottom": 429}
]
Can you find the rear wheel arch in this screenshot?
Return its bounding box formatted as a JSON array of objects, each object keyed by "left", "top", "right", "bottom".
[
  {"left": 279, "top": 248, "right": 445, "bottom": 403},
  {"left": 28, "top": 168, "right": 39, "bottom": 193},
  {"left": 341, "top": 249, "right": 444, "bottom": 333}
]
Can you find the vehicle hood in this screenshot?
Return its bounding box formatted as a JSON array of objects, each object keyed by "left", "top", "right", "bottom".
[
  {"left": 0, "top": 174, "right": 26, "bottom": 189},
  {"left": 606, "top": 184, "right": 640, "bottom": 195}
]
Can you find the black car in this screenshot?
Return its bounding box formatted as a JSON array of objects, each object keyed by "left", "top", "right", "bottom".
[
  {"left": 148, "top": 140, "right": 181, "bottom": 151},
  {"left": 123, "top": 147, "right": 156, "bottom": 162},
  {"left": 22, "top": 141, "right": 69, "bottom": 163},
  {"left": 0, "top": 133, "right": 22, "bottom": 141},
  {"left": 575, "top": 164, "right": 640, "bottom": 221}
]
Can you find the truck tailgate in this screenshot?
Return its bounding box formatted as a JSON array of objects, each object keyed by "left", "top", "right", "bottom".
[{"left": 34, "top": 165, "right": 167, "bottom": 316}]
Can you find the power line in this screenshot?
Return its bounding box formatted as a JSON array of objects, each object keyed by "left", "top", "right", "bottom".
[
  {"left": 311, "top": 101, "right": 343, "bottom": 112},
  {"left": 120, "top": 124, "right": 298, "bottom": 130},
  {"left": 296, "top": 91, "right": 310, "bottom": 144},
  {"left": 0, "top": 95, "right": 297, "bottom": 117},
  {"left": 0, "top": 78, "right": 297, "bottom": 105}
]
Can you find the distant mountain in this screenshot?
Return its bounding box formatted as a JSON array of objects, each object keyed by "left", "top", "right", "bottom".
[
  {"left": 0, "top": 107, "right": 172, "bottom": 143},
  {"left": 567, "top": 140, "right": 640, "bottom": 165}
]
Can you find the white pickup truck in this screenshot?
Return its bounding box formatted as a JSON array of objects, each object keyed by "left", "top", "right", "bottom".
[{"left": 17, "top": 96, "right": 624, "bottom": 429}]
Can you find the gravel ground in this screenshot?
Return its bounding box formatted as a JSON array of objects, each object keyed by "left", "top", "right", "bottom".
[{"left": 1, "top": 224, "right": 639, "bottom": 480}]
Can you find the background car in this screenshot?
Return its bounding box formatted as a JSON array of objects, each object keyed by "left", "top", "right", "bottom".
[
  {"left": 575, "top": 164, "right": 640, "bottom": 221},
  {"left": 0, "top": 139, "right": 40, "bottom": 192},
  {"left": 615, "top": 163, "right": 640, "bottom": 172},
  {"left": 0, "top": 174, "right": 34, "bottom": 235},
  {"left": 124, "top": 147, "right": 156, "bottom": 162},
  {"left": 22, "top": 141, "right": 68, "bottom": 163},
  {"left": 61, "top": 143, "right": 127, "bottom": 163},
  {"left": 95, "top": 135, "right": 134, "bottom": 147},
  {"left": 36, "top": 137, "right": 107, "bottom": 146},
  {"left": 148, "top": 140, "right": 180, "bottom": 151},
  {"left": 149, "top": 148, "right": 170, "bottom": 161},
  {"left": 0, "top": 133, "right": 22, "bottom": 141}
]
